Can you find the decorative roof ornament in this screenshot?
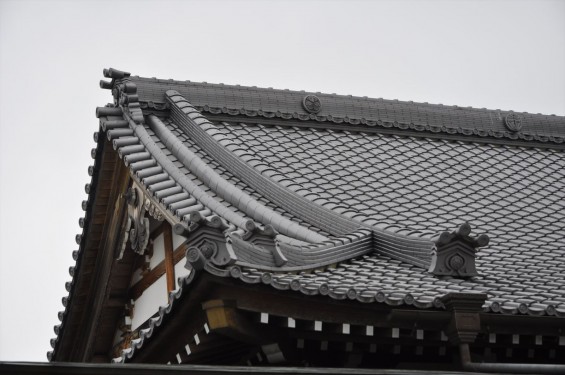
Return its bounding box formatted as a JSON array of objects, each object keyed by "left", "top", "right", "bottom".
[
  {"left": 100, "top": 68, "right": 144, "bottom": 124},
  {"left": 232, "top": 221, "right": 287, "bottom": 267},
  {"left": 121, "top": 187, "right": 150, "bottom": 258},
  {"left": 504, "top": 113, "right": 524, "bottom": 132},
  {"left": 174, "top": 213, "right": 238, "bottom": 269},
  {"left": 428, "top": 223, "right": 489, "bottom": 278},
  {"left": 302, "top": 94, "right": 322, "bottom": 114},
  {"left": 99, "top": 67, "right": 130, "bottom": 90}
]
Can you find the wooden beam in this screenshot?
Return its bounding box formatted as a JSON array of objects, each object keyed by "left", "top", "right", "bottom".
[
  {"left": 205, "top": 278, "right": 411, "bottom": 328},
  {"left": 130, "top": 259, "right": 166, "bottom": 300},
  {"left": 129, "top": 241, "right": 188, "bottom": 300}
]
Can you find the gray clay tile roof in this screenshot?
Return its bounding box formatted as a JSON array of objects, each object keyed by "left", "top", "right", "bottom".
[
  {"left": 50, "top": 69, "right": 565, "bottom": 362},
  {"left": 161, "top": 108, "right": 565, "bottom": 315},
  {"left": 200, "top": 119, "right": 565, "bottom": 309},
  {"left": 213, "top": 121, "right": 565, "bottom": 239}
]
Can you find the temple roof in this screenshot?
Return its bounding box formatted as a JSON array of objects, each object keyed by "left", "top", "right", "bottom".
[{"left": 50, "top": 68, "right": 565, "bottom": 362}]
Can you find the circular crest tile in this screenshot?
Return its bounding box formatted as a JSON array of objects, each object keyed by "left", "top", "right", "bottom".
[
  {"left": 504, "top": 113, "right": 523, "bottom": 132},
  {"left": 302, "top": 95, "right": 322, "bottom": 114}
]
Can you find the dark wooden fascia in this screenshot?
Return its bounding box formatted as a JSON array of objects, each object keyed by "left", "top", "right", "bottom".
[
  {"left": 75, "top": 143, "right": 131, "bottom": 362},
  {"left": 198, "top": 276, "right": 565, "bottom": 338},
  {"left": 206, "top": 276, "right": 434, "bottom": 329},
  {"left": 54, "top": 138, "right": 127, "bottom": 362},
  {"left": 480, "top": 313, "right": 565, "bottom": 336}
]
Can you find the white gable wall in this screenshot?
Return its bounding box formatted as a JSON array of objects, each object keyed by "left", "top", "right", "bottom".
[
  {"left": 149, "top": 233, "right": 165, "bottom": 270},
  {"left": 125, "top": 224, "right": 190, "bottom": 332},
  {"left": 131, "top": 274, "right": 168, "bottom": 330}
]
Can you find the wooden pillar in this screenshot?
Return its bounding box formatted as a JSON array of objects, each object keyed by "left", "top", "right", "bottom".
[{"left": 164, "top": 223, "right": 175, "bottom": 293}]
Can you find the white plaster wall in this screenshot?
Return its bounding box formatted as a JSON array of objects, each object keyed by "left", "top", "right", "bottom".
[
  {"left": 131, "top": 274, "right": 168, "bottom": 330},
  {"left": 172, "top": 231, "right": 185, "bottom": 250},
  {"left": 150, "top": 233, "right": 165, "bottom": 270}
]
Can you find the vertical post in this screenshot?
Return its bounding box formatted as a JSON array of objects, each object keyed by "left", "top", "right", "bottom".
[{"left": 164, "top": 223, "right": 175, "bottom": 293}]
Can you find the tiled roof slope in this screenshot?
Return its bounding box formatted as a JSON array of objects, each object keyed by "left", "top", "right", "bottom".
[
  {"left": 103, "top": 70, "right": 563, "bottom": 317},
  {"left": 162, "top": 98, "right": 565, "bottom": 310},
  {"left": 212, "top": 122, "right": 565, "bottom": 238},
  {"left": 130, "top": 76, "right": 565, "bottom": 144},
  {"left": 203, "top": 122, "right": 565, "bottom": 313}
]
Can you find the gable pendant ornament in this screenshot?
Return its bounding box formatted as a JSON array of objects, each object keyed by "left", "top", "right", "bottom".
[
  {"left": 428, "top": 222, "right": 489, "bottom": 278},
  {"left": 125, "top": 187, "right": 150, "bottom": 255}
]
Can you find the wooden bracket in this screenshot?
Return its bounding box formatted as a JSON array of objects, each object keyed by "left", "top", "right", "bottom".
[{"left": 202, "top": 300, "right": 275, "bottom": 345}]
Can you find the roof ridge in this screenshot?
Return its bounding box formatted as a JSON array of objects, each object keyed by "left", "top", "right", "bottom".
[
  {"left": 128, "top": 116, "right": 250, "bottom": 229},
  {"left": 146, "top": 115, "right": 326, "bottom": 243},
  {"left": 127, "top": 75, "right": 565, "bottom": 145},
  {"left": 132, "top": 76, "right": 564, "bottom": 118}
]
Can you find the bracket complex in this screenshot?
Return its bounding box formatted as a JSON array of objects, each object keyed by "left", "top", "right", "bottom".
[{"left": 428, "top": 223, "right": 489, "bottom": 278}]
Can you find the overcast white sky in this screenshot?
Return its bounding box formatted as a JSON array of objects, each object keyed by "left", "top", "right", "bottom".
[{"left": 0, "top": 0, "right": 564, "bottom": 362}]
